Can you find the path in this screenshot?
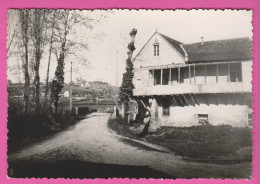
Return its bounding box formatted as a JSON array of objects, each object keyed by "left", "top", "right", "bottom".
[{"left": 8, "top": 113, "right": 251, "bottom": 179}]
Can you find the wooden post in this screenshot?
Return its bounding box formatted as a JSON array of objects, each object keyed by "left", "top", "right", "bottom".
[
  {"left": 225, "top": 93, "right": 228, "bottom": 105},
  {"left": 169, "top": 68, "right": 171, "bottom": 85},
  {"left": 195, "top": 94, "right": 200, "bottom": 105},
  {"left": 75, "top": 106, "right": 78, "bottom": 116},
  {"left": 153, "top": 69, "right": 155, "bottom": 86},
  {"left": 227, "top": 63, "right": 230, "bottom": 82},
  {"left": 194, "top": 65, "right": 196, "bottom": 83},
  {"left": 190, "top": 94, "right": 196, "bottom": 106},
  {"left": 172, "top": 95, "right": 177, "bottom": 106},
  {"left": 240, "top": 62, "right": 243, "bottom": 82},
  {"left": 215, "top": 93, "right": 218, "bottom": 106},
  {"left": 216, "top": 64, "right": 218, "bottom": 83},
  {"left": 204, "top": 64, "right": 207, "bottom": 84},
  {"left": 178, "top": 67, "right": 180, "bottom": 84},
  {"left": 177, "top": 95, "right": 184, "bottom": 106},
  {"left": 206, "top": 94, "right": 209, "bottom": 106},
  {"left": 183, "top": 94, "right": 189, "bottom": 105},
  {"left": 160, "top": 68, "right": 163, "bottom": 85},
  {"left": 189, "top": 65, "right": 191, "bottom": 84},
  {"left": 233, "top": 93, "right": 236, "bottom": 106}
]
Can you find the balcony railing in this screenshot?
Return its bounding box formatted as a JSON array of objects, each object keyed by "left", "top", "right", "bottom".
[{"left": 134, "top": 82, "right": 251, "bottom": 96}]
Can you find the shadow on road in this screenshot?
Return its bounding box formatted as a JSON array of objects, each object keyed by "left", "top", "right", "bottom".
[{"left": 8, "top": 159, "right": 174, "bottom": 179}]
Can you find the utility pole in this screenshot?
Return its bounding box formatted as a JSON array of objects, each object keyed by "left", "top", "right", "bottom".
[
  {"left": 70, "top": 61, "right": 73, "bottom": 111},
  {"left": 115, "top": 58, "right": 119, "bottom": 106}
]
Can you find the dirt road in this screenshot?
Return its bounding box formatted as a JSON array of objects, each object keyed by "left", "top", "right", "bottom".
[{"left": 8, "top": 113, "right": 251, "bottom": 179}]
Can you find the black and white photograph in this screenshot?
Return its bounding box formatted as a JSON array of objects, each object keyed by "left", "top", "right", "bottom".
[{"left": 7, "top": 9, "right": 253, "bottom": 179}]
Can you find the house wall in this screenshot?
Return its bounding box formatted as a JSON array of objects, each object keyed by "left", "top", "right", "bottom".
[
  {"left": 133, "top": 33, "right": 185, "bottom": 68},
  {"left": 147, "top": 94, "right": 252, "bottom": 130},
  {"left": 242, "top": 61, "right": 252, "bottom": 89}
]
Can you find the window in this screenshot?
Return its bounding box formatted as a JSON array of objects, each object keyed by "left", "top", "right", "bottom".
[
  {"left": 154, "top": 45, "right": 159, "bottom": 56},
  {"left": 248, "top": 113, "right": 253, "bottom": 127},
  {"left": 154, "top": 69, "right": 161, "bottom": 85},
  {"left": 229, "top": 63, "right": 242, "bottom": 82},
  {"left": 153, "top": 39, "right": 159, "bottom": 56},
  {"left": 198, "top": 114, "right": 209, "bottom": 125},
  {"left": 162, "top": 99, "right": 170, "bottom": 116},
  {"left": 162, "top": 69, "right": 169, "bottom": 85}
]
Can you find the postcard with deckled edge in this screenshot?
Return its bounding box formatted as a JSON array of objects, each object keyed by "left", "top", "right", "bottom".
[{"left": 0, "top": 0, "right": 260, "bottom": 183}]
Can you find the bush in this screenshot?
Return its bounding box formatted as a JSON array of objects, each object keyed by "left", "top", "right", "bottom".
[{"left": 7, "top": 97, "right": 77, "bottom": 153}]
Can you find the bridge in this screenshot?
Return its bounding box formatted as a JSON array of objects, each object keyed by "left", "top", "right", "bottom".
[{"left": 70, "top": 102, "right": 116, "bottom": 116}]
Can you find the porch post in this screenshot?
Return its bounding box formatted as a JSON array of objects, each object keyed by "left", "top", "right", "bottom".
[
  {"left": 189, "top": 65, "right": 191, "bottom": 84},
  {"left": 160, "top": 68, "right": 163, "bottom": 85},
  {"left": 204, "top": 64, "right": 207, "bottom": 84},
  {"left": 178, "top": 67, "right": 180, "bottom": 83},
  {"left": 227, "top": 63, "right": 230, "bottom": 82},
  {"left": 194, "top": 65, "right": 196, "bottom": 83},
  {"left": 153, "top": 69, "right": 155, "bottom": 85},
  {"left": 169, "top": 68, "right": 171, "bottom": 85},
  {"left": 216, "top": 64, "right": 218, "bottom": 83}
]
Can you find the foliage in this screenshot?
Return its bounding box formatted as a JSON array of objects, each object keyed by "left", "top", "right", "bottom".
[
  {"left": 119, "top": 28, "right": 137, "bottom": 117},
  {"left": 7, "top": 97, "right": 77, "bottom": 153},
  {"left": 8, "top": 9, "right": 108, "bottom": 115}
]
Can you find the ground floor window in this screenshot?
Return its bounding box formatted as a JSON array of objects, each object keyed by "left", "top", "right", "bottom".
[
  {"left": 198, "top": 114, "right": 209, "bottom": 125},
  {"left": 162, "top": 99, "right": 170, "bottom": 116}
]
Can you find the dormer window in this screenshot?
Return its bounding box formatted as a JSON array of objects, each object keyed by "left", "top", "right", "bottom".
[{"left": 153, "top": 39, "right": 159, "bottom": 56}]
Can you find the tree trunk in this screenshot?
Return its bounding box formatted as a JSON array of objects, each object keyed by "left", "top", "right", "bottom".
[
  {"left": 44, "top": 12, "right": 56, "bottom": 109},
  {"left": 33, "top": 10, "right": 46, "bottom": 112},
  {"left": 20, "top": 10, "right": 30, "bottom": 114},
  {"left": 51, "top": 11, "right": 69, "bottom": 115}
]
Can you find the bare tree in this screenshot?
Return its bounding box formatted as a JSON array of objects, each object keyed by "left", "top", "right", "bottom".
[
  {"left": 44, "top": 10, "right": 56, "bottom": 108},
  {"left": 19, "top": 10, "right": 30, "bottom": 114},
  {"left": 50, "top": 10, "right": 108, "bottom": 114},
  {"left": 30, "top": 9, "right": 47, "bottom": 112}
]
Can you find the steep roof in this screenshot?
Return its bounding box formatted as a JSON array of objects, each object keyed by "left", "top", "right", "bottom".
[
  {"left": 159, "top": 33, "right": 185, "bottom": 57},
  {"left": 182, "top": 37, "right": 252, "bottom": 63}
]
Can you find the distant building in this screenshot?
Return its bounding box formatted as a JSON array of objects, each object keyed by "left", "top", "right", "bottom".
[
  {"left": 133, "top": 31, "right": 252, "bottom": 128},
  {"left": 64, "top": 91, "right": 70, "bottom": 98},
  {"left": 76, "top": 78, "right": 89, "bottom": 88}
]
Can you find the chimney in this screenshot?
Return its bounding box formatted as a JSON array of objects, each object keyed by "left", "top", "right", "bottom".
[{"left": 201, "top": 37, "right": 204, "bottom": 46}]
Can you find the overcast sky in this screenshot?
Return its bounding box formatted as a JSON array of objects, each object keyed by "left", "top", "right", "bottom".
[{"left": 7, "top": 9, "right": 252, "bottom": 86}]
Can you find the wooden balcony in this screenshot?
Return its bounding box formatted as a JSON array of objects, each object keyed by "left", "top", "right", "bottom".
[{"left": 133, "top": 82, "right": 251, "bottom": 96}]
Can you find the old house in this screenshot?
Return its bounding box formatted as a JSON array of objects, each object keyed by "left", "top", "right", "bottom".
[{"left": 133, "top": 31, "right": 252, "bottom": 128}]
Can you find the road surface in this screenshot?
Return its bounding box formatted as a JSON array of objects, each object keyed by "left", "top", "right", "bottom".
[{"left": 8, "top": 113, "right": 251, "bottom": 179}]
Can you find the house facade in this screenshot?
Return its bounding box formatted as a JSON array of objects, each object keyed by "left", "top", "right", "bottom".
[{"left": 133, "top": 31, "right": 252, "bottom": 128}]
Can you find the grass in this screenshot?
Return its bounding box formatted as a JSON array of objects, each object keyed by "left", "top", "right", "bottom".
[
  {"left": 7, "top": 98, "right": 84, "bottom": 153},
  {"left": 108, "top": 117, "right": 138, "bottom": 139},
  {"left": 108, "top": 117, "right": 252, "bottom": 162}
]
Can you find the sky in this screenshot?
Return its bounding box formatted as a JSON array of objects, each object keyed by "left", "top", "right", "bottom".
[{"left": 7, "top": 9, "right": 252, "bottom": 86}]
